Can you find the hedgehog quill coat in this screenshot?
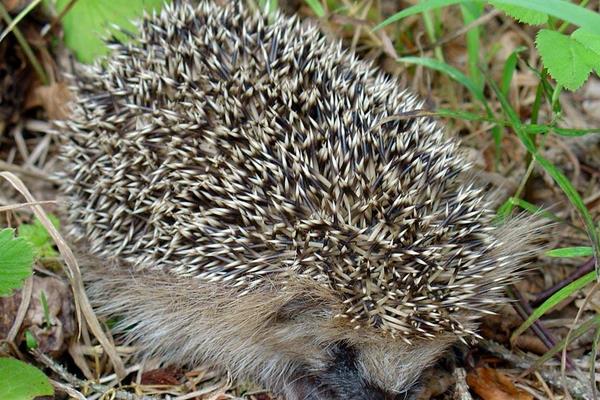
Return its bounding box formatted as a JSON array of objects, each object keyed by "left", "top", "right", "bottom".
[{"left": 58, "top": 2, "right": 536, "bottom": 399}]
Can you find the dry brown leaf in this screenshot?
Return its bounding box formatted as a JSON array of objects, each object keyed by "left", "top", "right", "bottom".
[
  {"left": 466, "top": 367, "right": 532, "bottom": 400},
  {"left": 26, "top": 82, "right": 72, "bottom": 120},
  {"left": 141, "top": 366, "right": 183, "bottom": 385},
  {"left": 0, "top": 275, "right": 75, "bottom": 357}
]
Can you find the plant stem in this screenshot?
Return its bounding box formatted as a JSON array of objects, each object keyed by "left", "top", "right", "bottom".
[
  {"left": 531, "top": 257, "right": 596, "bottom": 307},
  {"left": 0, "top": 2, "right": 49, "bottom": 85}
]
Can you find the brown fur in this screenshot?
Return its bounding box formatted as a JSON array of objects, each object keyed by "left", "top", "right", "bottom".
[{"left": 83, "top": 258, "right": 456, "bottom": 398}]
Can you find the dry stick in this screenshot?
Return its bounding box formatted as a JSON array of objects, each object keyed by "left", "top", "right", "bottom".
[
  {"left": 6, "top": 276, "right": 34, "bottom": 342},
  {"left": 0, "top": 160, "right": 53, "bottom": 181},
  {"left": 33, "top": 350, "right": 156, "bottom": 400},
  {"left": 0, "top": 200, "right": 57, "bottom": 213},
  {"left": 0, "top": 172, "right": 127, "bottom": 378},
  {"left": 49, "top": 379, "right": 86, "bottom": 400},
  {"left": 531, "top": 257, "right": 596, "bottom": 307},
  {"left": 453, "top": 368, "right": 474, "bottom": 400}
]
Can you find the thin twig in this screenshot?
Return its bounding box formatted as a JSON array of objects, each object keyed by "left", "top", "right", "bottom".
[
  {"left": 33, "top": 350, "right": 157, "bottom": 400},
  {"left": 532, "top": 258, "right": 596, "bottom": 307},
  {"left": 511, "top": 286, "right": 576, "bottom": 370},
  {"left": 0, "top": 160, "right": 54, "bottom": 181}
]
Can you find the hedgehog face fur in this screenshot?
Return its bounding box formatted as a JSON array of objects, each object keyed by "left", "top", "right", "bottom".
[{"left": 57, "top": 1, "right": 538, "bottom": 399}]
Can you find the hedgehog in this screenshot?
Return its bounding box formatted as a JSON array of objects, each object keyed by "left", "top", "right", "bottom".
[{"left": 55, "top": 1, "right": 538, "bottom": 399}]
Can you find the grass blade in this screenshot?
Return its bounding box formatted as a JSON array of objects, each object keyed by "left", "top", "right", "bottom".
[
  {"left": 536, "top": 154, "right": 600, "bottom": 269},
  {"left": 489, "top": 76, "right": 600, "bottom": 273},
  {"left": 398, "top": 56, "right": 485, "bottom": 104},
  {"left": 501, "top": 47, "right": 525, "bottom": 95},
  {"left": 546, "top": 246, "right": 594, "bottom": 258},
  {"left": 375, "top": 0, "right": 474, "bottom": 31},
  {"left": 460, "top": 2, "right": 485, "bottom": 90},
  {"left": 511, "top": 271, "right": 597, "bottom": 342},
  {"left": 528, "top": 314, "right": 600, "bottom": 371},
  {"left": 304, "top": 0, "right": 325, "bottom": 17}
]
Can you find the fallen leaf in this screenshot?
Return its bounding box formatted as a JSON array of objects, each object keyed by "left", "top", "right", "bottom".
[
  {"left": 141, "top": 366, "right": 182, "bottom": 385},
  {"left": 467, "top": 367, "right": 532, "bottom": 400},
  {"left": 0, "top": 275, "right": 75, "bottom": 357},
  {"left": 26, "top": 83, "right": 72, "bottom": 120}
]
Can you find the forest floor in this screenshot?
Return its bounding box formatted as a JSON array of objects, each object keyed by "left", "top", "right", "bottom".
[{"left": 1, "top": 0, "right": 600, "bottom": 399}]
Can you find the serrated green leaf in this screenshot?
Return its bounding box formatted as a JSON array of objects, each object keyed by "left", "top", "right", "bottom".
[
  {"left": 489, "top": 1, "right": 547, "bottom": 25},
  {"left": 18, "top": 215, "right": 60, "bottom": 259},
  {"left": 0, "top": 228, "right": 34, "bottom": 297},
  {"left": 536, "top": 29, "right": 595, "bottom": 91},
  {"left": 546, "top": 246, "right": 594, "bottom": 258},
  {"left": 55, "top": 0, "right": 170, "bottom": 63},
  {"left": 0, "top": 358, "right": 53, "bottom": 400},
  {"left": 572, "top": 28, "right": 600, "bottom": 73}
]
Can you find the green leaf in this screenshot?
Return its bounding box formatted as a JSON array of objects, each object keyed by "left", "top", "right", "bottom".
[
  {"left": 460, "top": 2, "right": 485, "bottom": 90},
  {"left": 536, "top": 29, "right": 596, "bottom": 91},
  {"left": 0, "top": 228, "right": 34, "bottom": 297},
  {"left": 18, "top": 215, "right": 60, "bottom": 259},
  {"left": 511, "top": 271, "right": 597, "bottom": 342},
  {"left": 523, "top": 124, "right": 600, "bottom": 137},
  {"left": 304, "top": 0, "right": 325, "bottom": 17},
  {"left": 375, "top": 0, "right": 600, "bottom": 35},
  {"left": 572, "top": 28, "right": 600, "bottom": 72},
  {"left": 0, "top": 358, "right": 53, "bottom": 400},
  {"left": 546, "top": 246, "right": 594, "bottom": 258},
  {"left": 535, "top": 155, "right": 600, "bottom": 259},
  {"left": 485, "top": 0, "right": 600, "bottom": 35},
  {"left": 55, "top": 0, "right": 170, "bottom": 63},
  {"left": 489, "top": 0, "right": 547, "bottom": 25},
  {"left": 501, "top": 47, "right": 526, "bottom": 95},
  {"left": 25, "top": 330, "right": 38, "bottom": 350}
]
